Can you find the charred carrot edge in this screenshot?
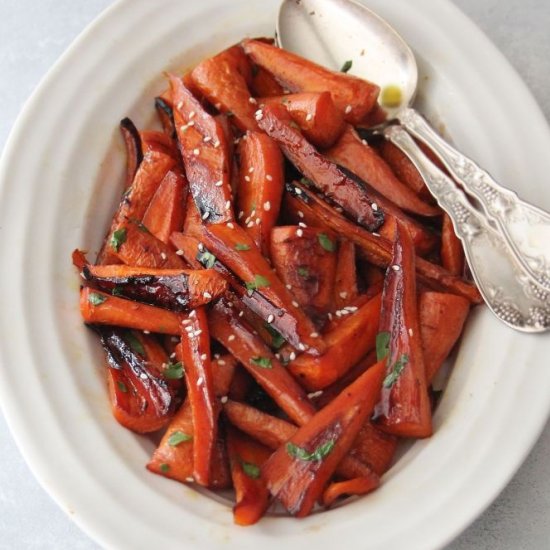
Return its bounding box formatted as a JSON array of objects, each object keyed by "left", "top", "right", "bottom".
[
  {"left": 226, "top": 428, "right": 271, "bottom": 526},
  {"left": 179, "top": 308, "right": 217, "bottom": 486},
  {"left": 350, "top": 421, "right": 398, "bottom": 476},
  {"left": 322, "top": 476, "right": 380, "bottom": 508},
  {"left": 120, "top": 118, "right": 143, "bottom": 189},
  {"left": 250, "top": 65, "right": 285, "bottom": 97},
  {"left": 284, "top": 180, "right": 482, "bottom": 303},
  {"left": 140, "top": 130, "right": 179, "bottom": 157},
  {"left": 154, "top": 96, "right": 177, "bottom": 138},
  {"left": 375, "top": 223, "right": 432, "bottom": 438},
  {"left": 80, "top": 287, "right": 182, "bottom": 335},
  {"left": 333, "top": 240, "right": 359, "bottom": 310},
  {"left": 441, "top": 214, "right": 465, "bottom": 277},
  {"left": 261, "top": 359, "right": 386, "bottom": 517}
]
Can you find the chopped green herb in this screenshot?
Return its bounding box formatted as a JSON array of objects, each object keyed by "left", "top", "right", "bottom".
[
  {"left": 164, "top": 361, "right": 184, "bottom": 380},
  {"left": 245, "top": 274, "right": 271, "bottom": 292},
  {"left": 340, "top": 60, "right": 353, "bottom": 73},
  {"left": 264, "top": 324, "right": 285, "bottom": 349},
  {"left": 300, "top": 177, "right": 313, "bottom": 187},
  {"left": 297, "top": 266, "right": 310, "bottom": 278},
  {"left": 383, "top": 354, "right": 409, "bottom": 388},
  {"left": 286, "top": 439, "right": 335, "bottom": 462},
  {"left": 110, "top": 228, "right": 127, "bottom": 252},
  {"left": 241, "top": 460, "right": 261, "bottom": 479},
  {"left": 197, "top": 250, "right": 217, "bottom": 269},
  {"left": 168, "top": 431, "right": 193, "bottom": 446},
  {"left": 318, "top": 233, "right": 336, "bottom": 252},
  {"left": 111, "top": 286, "right": 124, "bottom": 297},
  {"left": 250, "top": 356, "right": 272, "bottom": 369},
  {"left": 88, "top": 292, "right": 107, "bottom": 306},
  {"left": 124, "top": 331, "right": 145, "bottom": 356},
  {"left": 159, "top": 463, "right": 170, "bottom": 473},
  {"left": 116, "top": 381, "right": 128, "bottom": 393},
  {"left": 135, "top": 220, "right": 151, "bottom": 234},
  {"left": 376, "top": 331, "right": 391, "bottom": 361},
  {"left": 234, "top": 243, "right": 251, "bottom": 251}
]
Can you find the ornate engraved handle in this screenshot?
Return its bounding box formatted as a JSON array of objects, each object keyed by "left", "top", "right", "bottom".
[
  {"left": 398, "top": 107, "right": 550, "bottom": 293},
  {"left": 384, "top": 125, "right": 550, "bottom": 331}
]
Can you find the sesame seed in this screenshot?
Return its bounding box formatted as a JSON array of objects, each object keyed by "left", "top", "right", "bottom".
[
  {"left": 246, "top": 221, "right": 254, "bottom": 228},
  {"left": 296, "top": 229, "right": 304, "bottom": 237},
  {"left": 180, "top": 124, "right": 189, "bottom": 132},
  {"left": 263, "top": 201, "right": 271, "bottom": 211},
  {"left": 227, "top": 222, "right": 234, "bottom": 229},
  {"left": 244, "top": 175, "right": 251, "bottom": 182},
  {"left": 335, "top": 310, "right": 342, "bottom": 318},
  {"left": 266, "top": 174, "right": 273, "bottom": 181},
  {"left": 335, "top": 206, "right": 343, "bottom": 213},
  {"left": 214, "top": 353, "right": 220, "bottom": 359},
  {"left": 372, "top": 202, "right": 378, "bottom": 211},
  {"left": 220, "top": 396, "right": 228, "bottom": 404},
  {"left": 289, "top": 352, "right": 297, "bottom": 361},
  {"left": 345, "top": 306, "right": 358, "bottom": 312},
  {"left": 193, "top": 148, "right": 200, "bottom": 156},
  {"left": 198, "top": 243, "right": 204, "bottom": 252},
  {"left": 310, "top": 332, "right": 319, "bottom": 338},
  {"left": 327, "top": 312, "right": 333, "bottom": 320},
  {"left": 80, "top": 271, "right": 86, "bottom": 279},
  {"left": 203, "top": 136, "right": 212, "bottom": 143},
  {"left": 143, "top": 330, "right": 150, "bottom": 335},
  {"left": 340, "top": 309, "right": 351, "bottom": 316},
  {"left": 298, "top": 222, "right": 307, "bottom": 228},
  {"left": 170, "top": 352, "right": 176, "bottom": 359},
  {"left": 238, "top": 311, "right": 244, "bottom": 317},
  {"left": 409, "top": 328, "right": 414, "bottom": 336},
  {"left": 238, "top": 210, "right": 244, "bottom": 219},
  {"left": 250, "top": 208, "right": 256, "bottom": 215},
  {"left": 255, "top": 218, "right": 261, "bottom": 225},
  {"left": 200, "top": 353, "right": 207, "bottom": 361},
  {"left": 177, "top": 101, "right": 184, "bottom": 109},
  {"left": 176, "top": 249, "right": 184, "bottom": 256},
  {"left": 248, "top": 166, "right": 254, "bottom": 173},
  {"left": 202, "top": 211, "right": 210, "bottom": 220},
  {"left": 186, "top": 476, "right": 195, "bottom": 483},
  {"left": 225, "top": 200, "right": 231, "bottom": 210},
  {"left": 187, "top": 121, "right": 195, "bottom": 127},
  {"left": 203, "top": 291, "right": 212, "bottom": 299},
  {"left": 193, "top": 329, "right": 202, "bottom": 337},
  {"left": 275, "top": 353, "right": 281, "bottom": 360},
  {"left": 345, "top": 104, "right": 353, "bottom": 114},
  {"left": 292, "top": 300, "right": 299, "bottom": 307},
  {"left": 255, "top": 109, "right": 264, "bottom": 120},
  {"left": 249, "top": 97, "right": 257, "bottom": 104},
  {"left": 197, "top": 376, "right": 204, "bottom": 385},
  {"left": 297, "top": 211, "right": 304, "bottom": 218},
  {"left": 361, "top": 139, "right": 368, "bottom": 146},
  {"left": 339, "top": 291, "right": 348, "bottom": 299},
  {"left": 267, "top": 314, "right": 275, "bottom": 323},
  {"left": 140, "top": 372, "right": 148, "bottom": 379},
  {"left": 213, "top": 140, "right": 220, "bottom": 148},
  {"left": 160, "top": 252, "right": 167, "bottom": 260},
  {"left": 392, "top": 264, "right": 401, "bottom": 271},
  {"left": 215, "top": 180, "right": 223, "bottom": 187},
  {"left": 228, "top": 335, "right": 235, "bottom": 342},
  {"left": 182, "top": 319, "right": 191, "bottom": 325},
  {"left": 189, "top": 111, "right": 196, "bottom": 119},
  {"left": 218, "top": 359, "right": 226, "bottom": 366},
  {"left": 234, "top": 137, "right": 241, "bottom": 145},
  {"left": 171, "top": 336, "right": 179, "bottom": 343},
  {"left": 373, "top": 232, "right": 381, "bottom": 237},
  {"left": 215, "top": 103, "right": 222, "bottom": 110},
  {"left": 308, "top": 390, "right": 323, "bottom": 398},
  {"left": 184, "top": 326, "right": 193, "bottom": 332},
  {"left": 189, "top": 310, "right": 197, "bottom": 317},
  {"left": 306, "top": 113, "right": 313, "bottom": 121},
  {"left": 286, "top": 284, "right": 292, "bottom": 290},
  {"left": 298, "top": 343, "right": 306, "bottom": 351},
  {"left": 294, "top": 188, "right": 302, "bottom": 195}
]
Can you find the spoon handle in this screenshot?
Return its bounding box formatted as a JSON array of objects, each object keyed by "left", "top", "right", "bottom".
[
  {"left": 398, "top": 107, "right": 550, "bottom": 293},
  {"left": 384, "top": 125, "right": 550, "bottom": 332}
]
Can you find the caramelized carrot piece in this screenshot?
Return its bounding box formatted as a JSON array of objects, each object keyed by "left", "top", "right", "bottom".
[
  {"left": 201, "top": 223, "right": 325, "bottom": 354},
  {"left": 262, "top": 92, "right": 345, "bottom": 148},
  {"left": 250, "top": 65, "right": 285, "bottom": 97},
  {"left": 262, "top": 359, "right": 386, "bottom": 516},
  {"left": 441, "top": 214, "right": 465, "bottom": 276},
  {"left": 191, "top": 46, "right": 257, "bottom": 132},
  {"left": 322, "top": 476, "right": 380, "bottom": 508},
  {"left": 80, "top": 287, "right": 181, "bottom": 335},
  {"left": 284, "top": 180, "right": 482, "bottom": 303},
  {"left": 419, "top": 291, "right": 470, "bottom": 383},
  {"left": 140, "top": 130, "right": 179, "bottom": 157},
  {"left": 289, "top": 293, "right": 381, "bottom": 391},
  {"left": 209, "top": 298, "right": 316, "bottom": 426},
  {"left": 350, "top": 422, "right": 398, "bottom": 476},
  {"left": 270, "top": 226, "right": 337, "bottom": 316},
  {"left": 375, "top": 223, "right": 432, "bottom": 438},
  {"left": 119, "top": 118, "right": 143, "bottom": 189},
  {"left": 242, "top": 39, "right": 379, "bottom": 124},
  {"left": 226, "top": 428, "right": 271, "bottom": 526},
  {"left": 358, "top": 103, "right": 387, "bottom": 127},
  {"left": 154, "top": 96, "right": 176, "bottom": 138},
  {"left": 170, "top": 75, "right": 234, "bottom": 224},
  {"left": 258, "top": 104, "right": 383, "bottom": 232},
  {"left": 237, "top": 131, "right": 285, "bottom": 255},
  {"left": 142, "top": 170, "right": 187, "bottom": 243},
  {"left": 333, "top": 240, "right": 359, "bottom": 310},
  {"left": 325, "top": 125, "right": 440, "bottom": 217}
]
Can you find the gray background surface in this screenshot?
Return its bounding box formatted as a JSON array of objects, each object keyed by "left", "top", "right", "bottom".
[{"left": 0, "top": 0, "right": 548, "bottom": 548}]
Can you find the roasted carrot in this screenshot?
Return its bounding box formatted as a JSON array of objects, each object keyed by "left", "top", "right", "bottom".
[
  {"left": 80, "top": 287, "right": 181, "bottom": 335},
  {"left": 284, "top": 180, "right": 483, "bottom": 303},
  {"left": 441, "top": 214, "right": 465, "bottom": 276},
  {"left": 140, "top": 130, "right": 179, "bottom": 158},
  {"left": 119, "top": 117, "right": 143, "bottom": 189},
  {"left": 350, "top": 422, "right": 398, "bottom": 476},
  {"left": 288, "top": 293, "right": 381, "bottom": 391},
  {"left": 226, "top": 428, "right": 271, "bottom": 526},
  {"left": 250, "top": 65, "right": 285, "bottom": 97},
  {"left": 262, "top": 92, "right": 345, "bottom": 148},
  {"left": 261, "top": 359, "right": 386, "bottom": 516},
  {"left": 333, "top": 240, "right": 359, "bottom": 310},
  {"left": 358, "top": 103, "right": 387, "bottom": 127},
  {"left": 325, "top": 125, "right": 440, "bottom": 217},
  {"left": 237, "top": 131, "right": 285, "bottom": 255},
  {"left": 170, "top": 74, "right": 234, "bottom": 224},
  {"left": 322, "top": 476, "right": 380, "bottom": 508},
  {"left": 375, "top": 223, "right": 432, "bottom": 438},
  {"left": 154, "top": 96, "right": 176, "bottom": 139},
  {"left": 270, "top": 226, "right": 337, "bottom": 317},
  {"left": 142, "top": 170, "right": 187, "bottom": 244},
  {"left": 209, "top": 298, "right": 316, "bottom": 425},
  {"left": 242, "top": 39, "right": 379, "bottom": 124},
  {"left": 419, "top": 291, "right": 470, "bottom": 384}
]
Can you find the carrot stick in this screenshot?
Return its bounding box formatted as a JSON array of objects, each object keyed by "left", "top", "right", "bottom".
[
  {"left": 250, "top": 65, "right": 285, "bottom": 97},
  {"left": 350, "top": 422, "right": 398, "bottom": 476},
  {"left": 154, "top": 96, "right": 176, "bottom": 139},
  {"left": 322, "top": 476, "right": 380, "bottom": 508},
  {"left": 242, "top": 39, "right": 379, "bottom": 124},
  {"left": 441, "top": 214, "right": 465, "bottom": 276},
  {"left": 333, "top": 240, "right": 359, "bottom": 310},
  {"left": 119, "top": 118, "right": 143, "bottom": 189},
  {"left": 140, "top": 130, "right": 179, "bottom": 158}
]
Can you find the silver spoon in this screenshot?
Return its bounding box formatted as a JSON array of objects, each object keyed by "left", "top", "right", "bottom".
[{"left": 277, "top": 0, "right": 550, "bottom": 332}]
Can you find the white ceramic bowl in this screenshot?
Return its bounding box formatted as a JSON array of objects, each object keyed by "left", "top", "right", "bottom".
[{"left": 1, "top": 1, "right": 549, "bottom": 549}]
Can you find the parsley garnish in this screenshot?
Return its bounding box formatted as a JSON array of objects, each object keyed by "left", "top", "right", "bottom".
[
  {"left": 250, "top": 356, "right": 272, "bottom": 369},
  {"left": 117, "top": 381, "right": 128, "bottom": 393},
  {"left": 318, "top": 233, "right": 335, "bottom": 252},
  {"left": 168, "top": 431, "right": 193, "bottom": 446},
  {"left": 124, "top": 331, "right": 145, "bottom": 356},
  {"left": 286, "top": 440, "right": 335, "bottom": 461},
  {"left": 110, "top": 228, "right": 127, "bottom": 252},
  {"left": 376, "top": 331, "right": 390, "bottom": 361},
  {"left": 197, "top": 250, "right": 216, "bottom": 269},
  {"left": 300, "top": 177, "right": 313, "bottom": 187},
  {"left": 297, "top": 266, "right": 309, "bottom": 278},
  {"left": 164, "top": 361, "right": 184, "bottom": 380},
  {"left": 235, "top": 243, "right": 251, "bottom": 251},
  {"left": 159, "top": 463, "right": 170, "bottom": 473},
  {"left": 245, "top": 274, "right": 271, "bottom": 292},
  {"left": 383, "top": 354, "right": 409, "bottom": 388},
  {"left": 241, "top": 460, "right": 261, "bottom": 479},
  {"left": 341, "top": 60, "right": 353, "bottom": 73},
  {"left": 111, "top": 286, "right": 124, "bottom": 297},
  {"left": 264, "top": 324, "right": 285, "bottom": 349},
  {"left": 88, "top": 292, "right": 107, "bottom": 306}
]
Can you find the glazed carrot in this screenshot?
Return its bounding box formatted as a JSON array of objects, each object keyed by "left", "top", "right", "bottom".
[
  {"left": 419, "top": 291, "right": 470, "bottom": 383},
  {"left": 169, "top": 74, "right": 234, "bottom": 224},
  {"left": 242, "top": 39, "right": 379, "bottom": 124},
  {"left": 226, "top": 428, "right": 271, "bottom": 526},
  {"left": 325, "top": 125, "right": 440, "bottom": 217},
  {"left": 142, "top": 170, "right": 187, "bottom": 244},
  {"left": 284, "top": 180, "right": 483, "bottom": 303},
  {"left": 179, "top": 307, "right": 217, "bottom": 486},
  {"left": 200, "top": 223, "right": 325, "bottom": 354},
  {"left": 270, "top": 226, "right": 337, "bottom": 316},
  {"left": 191, "top": 45, "right": 257, "bottom": 132},
  {"left": 288, "top": 293, "right": 381, "bottom": 391},
  {"left": 358, "top": 103, "right": 387, "bottom": 127},
  {"left": 250, "top": 65, "right": 285, "bottom": 97},
  {"left": 209, "top": 298, "right": 316, "bottom": 426},
  {"left": 154, "top": 96, "right": 176, "bottom": 138},
  {"left": 262, "top": 92, "right": 345, "bottom": 148},
  {"left": 441, "top": 214, "right": 465, "bottom": 276},
  {"left": 333, "top": 240, "right": 359, "bottom": 310},
  {"left": 258, "top": 103, "right": 384, "bottom": 232},
  {"left": 322, "top": 476, "right": 380, "bottom": 507},
  {"left": 113, "top": 221, "right": 185, "bottom": 269},
  {"left": 237, "top": 131, "right": 285, "bottom": 255},
  {"left": 119, "top": 118, "right": 143, "bottom": 189},
  {"left": 140, "top": 130, "right": 179, "bottom": 158},
  {"left": 80, "top": 287, "right": 181, "bottom": 335},
  {"left": 350, "top": 422, "right": 398, "bottom": 476},
  {"left": 262, "top": 359, "right": 386, "bottom": 516},
  {"left": 375, "top": 223, "right": 432, "bottom": 438}
]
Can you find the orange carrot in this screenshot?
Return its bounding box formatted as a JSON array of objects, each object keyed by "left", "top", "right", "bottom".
[
  {"left": 333, "top": 240, "right": 359, "bottom": 310},
  {"left": 250, "top": 65, "right": 285, "bottom": 97},
  {"left": 441, "top": 214, "right": 465, "bottom": 276},
  {"left": 322, "top": 476, "right": 380, "bottom": 508},
  {"left": 119, "top": 117, "right": 143, "bottom": 189}
]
